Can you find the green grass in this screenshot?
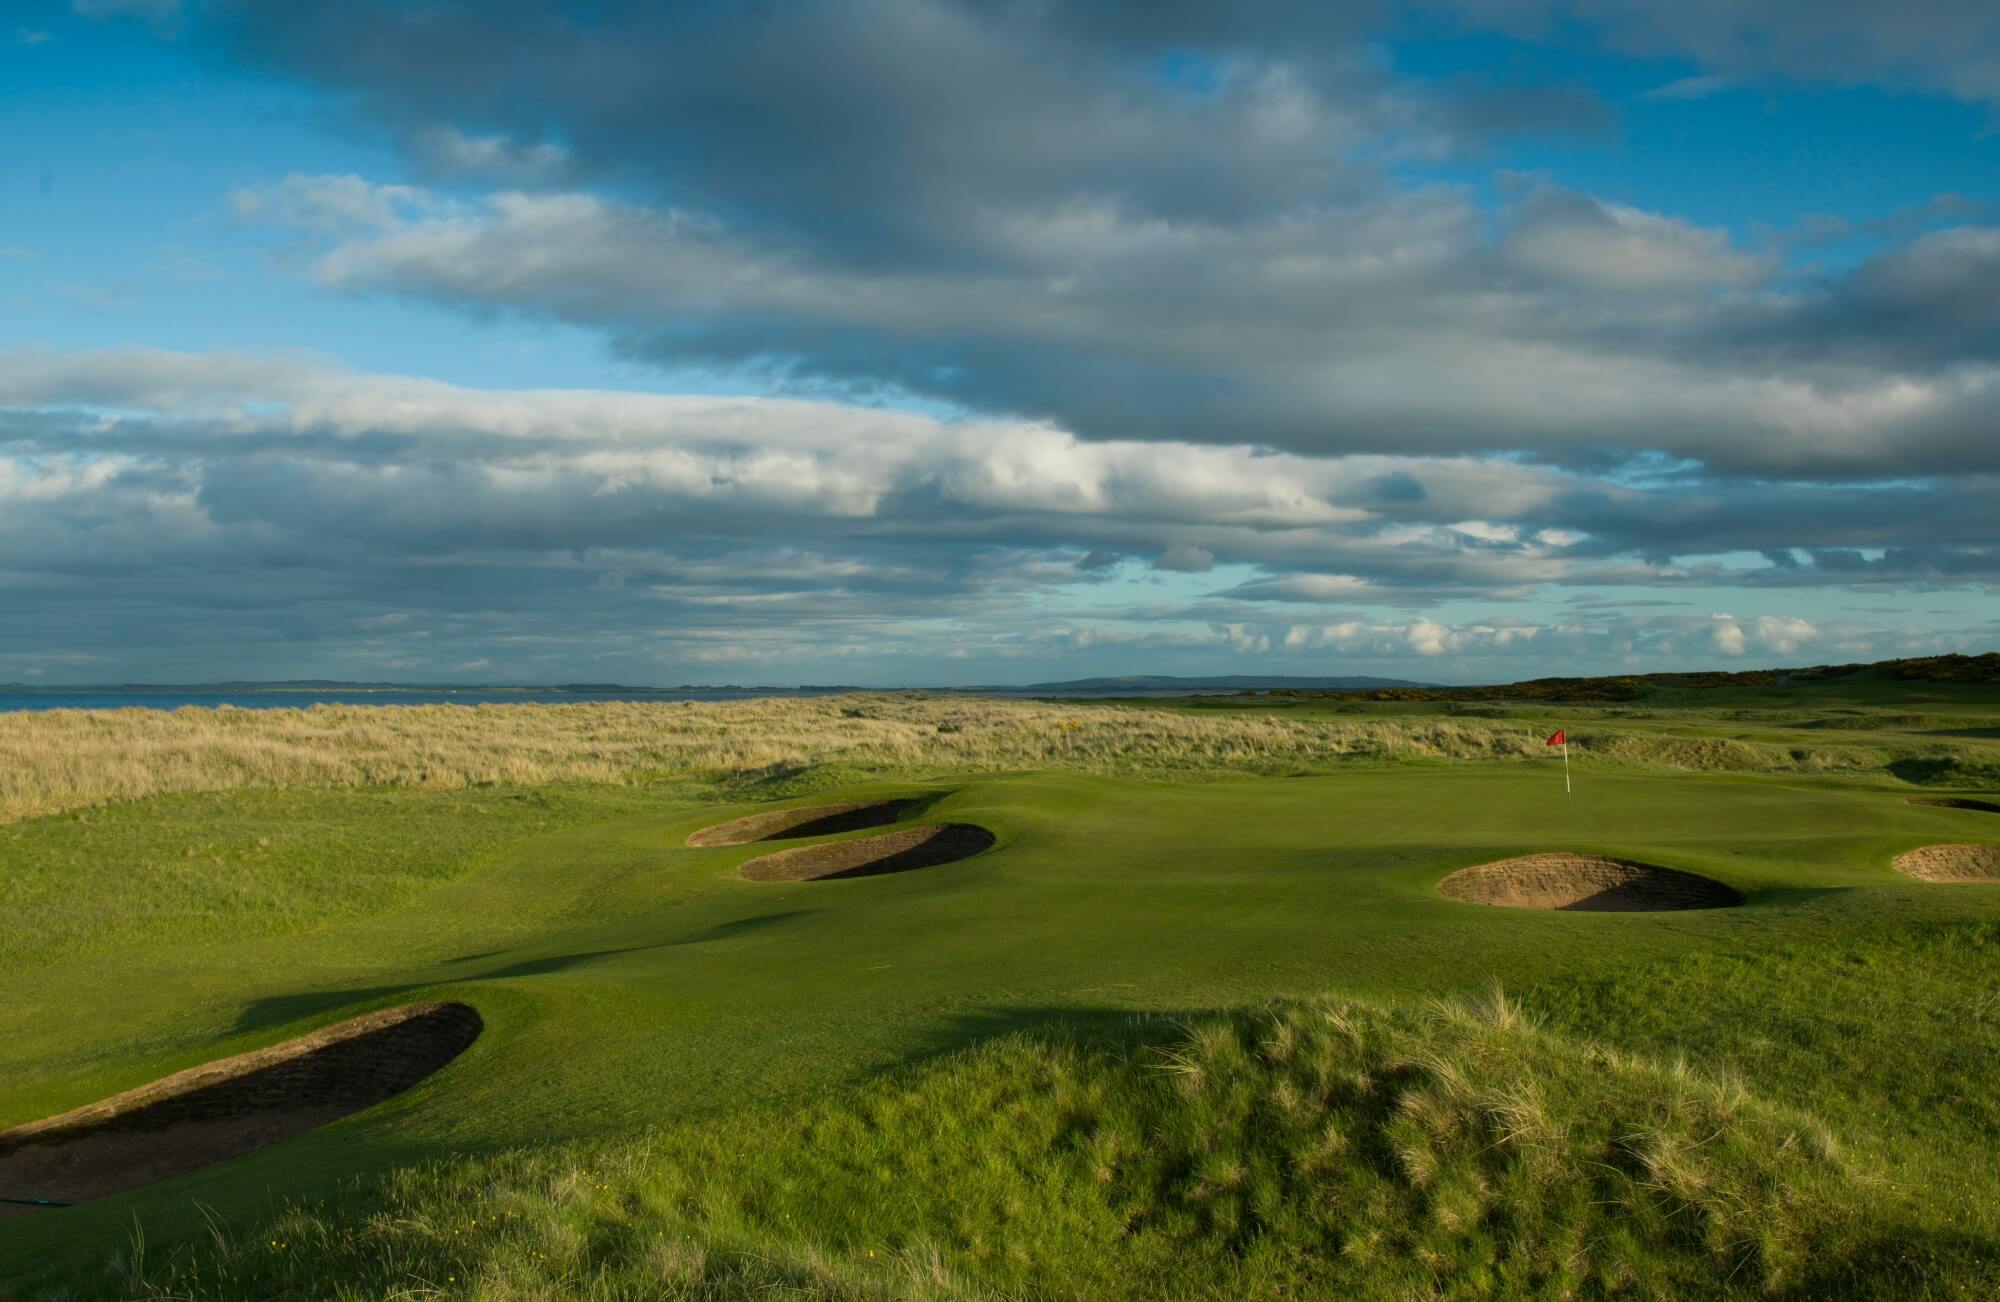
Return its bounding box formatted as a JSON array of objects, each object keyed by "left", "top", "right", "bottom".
[
  {"left": 4, "top": 691, "right": 2000, "bottom": 1297},
  {"left": 111, "top": 993, "right": 1905, "bottom": 1299},
  {"left": 0, "top": 784, "right": 673, "bottom": 968}
]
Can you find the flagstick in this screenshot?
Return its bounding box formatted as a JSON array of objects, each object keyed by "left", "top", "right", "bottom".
[{"left": 1563, "top": 740, "right": 1571, "bottom": 794}]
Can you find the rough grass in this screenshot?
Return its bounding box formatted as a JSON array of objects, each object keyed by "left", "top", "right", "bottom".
[
  {"left": 114, "top": 993, "right": 1879, "bottom": 1301},
  {"left": 2, "top": 694, "right": 1985, "bottom": 825}
]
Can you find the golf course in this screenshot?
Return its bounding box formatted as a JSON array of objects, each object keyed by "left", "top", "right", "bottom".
[{"left": 3, "top": 662, "right": 1999, "bottom": 1297}]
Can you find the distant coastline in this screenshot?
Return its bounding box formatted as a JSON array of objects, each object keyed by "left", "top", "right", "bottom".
[
  {"left": 0, "top": 685, "right": 861, "bottom": 713},
  {"left": 0, "top": 674, "right": 1428, "bottom": 713}
]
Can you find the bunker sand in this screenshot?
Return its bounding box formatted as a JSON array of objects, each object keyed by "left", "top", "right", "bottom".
[
  {"left": 1438, "top": 854, "right": 1741, "bottom": 911},
  {"left": 1891, "top": 844, "right": 2000, "bottom": 882},
  {"left": 687, "top": 799, "right": 918, "bottom": 847},
  {"left": 0, "top": 1002, "right": 481, "bottom": 1217},
  {"left": 740, "top": 824, "right": 995, "bottom": 882}
]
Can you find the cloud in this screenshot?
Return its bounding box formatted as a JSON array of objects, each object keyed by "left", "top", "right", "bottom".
[
  {"left": 229, "top": 172, "right": 2000, "bottom": 480},
  {"left": 99, "top": 2, "right": 1984, "bottom": 482},
  {"left": 1154, "top": 544, "right": 1216, "bottom": 573},
  {"left": 1269, "top": 610, "right": 1929, "bottom": 675},
  {"left": 21, "top": 2, "right": 2000, "bottom": 678},
  {"left": 1497, "top": 187, "right": 1771, "bottom": 290},
  {"left": 1453, "top": 1, "right": 2000, "bottom": 103},
  {"left": 1640, "top": 74, "right": 1730, "bottom": 101},
  {"left": 230, "top": 173, "right": 442, "bottom": 232},
  {"left": 3, "top": 347, "right": 1994, "bottom": 679},
  {"left": 408, "top": 127, "right": 570, "bottom": 184}
]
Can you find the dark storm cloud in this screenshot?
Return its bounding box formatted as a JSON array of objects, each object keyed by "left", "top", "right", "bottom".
[
  {"left": 225, "top": 170, "right": 2000, "bottom": 480},
  {"left": 199, "top": 0, "right": 1419, "bottom": 265},
  {"left": 103, "top": 2, "right": 1981, "bottom": 480},
  {"left": 1450, "top": 0, "right": 2000, "bottom": 103}
]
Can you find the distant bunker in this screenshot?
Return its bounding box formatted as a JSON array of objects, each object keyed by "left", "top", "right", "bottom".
[
  {"left": 1906, "top": 797, "right": 2000, "bottom": 815},
  {"left": 0, "top": 1002, "right": 481, "bottom": 1216},
  {"left": 1439, "top": 854, "right": 1742, "bottom": 912},
  {"left": 740, "top": 824, "right": 995, "bottom": 883},
  {"left": 687, "top": 799, "right": 919, "bottom": 848},
  {"left": 1892, "top": 844, "right": 2000, "bottom": 882}
]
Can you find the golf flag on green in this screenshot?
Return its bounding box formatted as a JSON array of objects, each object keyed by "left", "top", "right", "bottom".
[{"left": 1546, "top": 729, "right": 1569, "bottom": 793}]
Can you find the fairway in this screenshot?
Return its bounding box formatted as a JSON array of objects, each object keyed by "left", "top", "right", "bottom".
[{"left": 5, "top": 720, "right": 2000, "bottom": 1295}]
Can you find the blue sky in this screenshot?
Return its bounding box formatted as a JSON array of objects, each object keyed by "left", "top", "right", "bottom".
[{"left": 3, "top": 1, "right": 1997, "bottom": 685}]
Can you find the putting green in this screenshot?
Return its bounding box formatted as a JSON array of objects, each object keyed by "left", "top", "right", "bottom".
[{"left": 4, "top": 763, "right": 1998, "bottom": 1289}]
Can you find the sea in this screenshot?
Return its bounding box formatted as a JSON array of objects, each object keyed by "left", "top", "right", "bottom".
[{"left": 0, "top": 687, "right": 858, "bottom": 714}]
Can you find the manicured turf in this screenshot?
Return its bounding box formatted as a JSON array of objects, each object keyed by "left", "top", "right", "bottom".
[{"left": 4, "top": 708, "right": 2000, "bottom": 1293}]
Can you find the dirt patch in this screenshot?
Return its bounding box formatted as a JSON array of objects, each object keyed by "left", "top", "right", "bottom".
[
  {"left": 0, "top": 1002, "right": 481, "bottom": 1216},
  {"left": 1438, "top": 854, "right": 1741, "bottom": 912},
  {"left": 1891, "top": 844, "right": 2000, "bottom": 882},
  {"left": 739, "top": 823, "right": 994, "bottom": 882},
  {"left": 1906, "top": 797, "right": 2000, "bottom": 815},
  {"left": 686, "top": 799, "right": 918, "bottom": 847}
]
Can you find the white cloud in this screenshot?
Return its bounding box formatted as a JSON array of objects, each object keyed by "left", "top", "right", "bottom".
[
  {"left": 410, "top": 127, "right": 569, "bottom": 183},
  {"left": 1407, "top": 618, "right": 1451, "bottom": 656},
  {"left": 1749, "top": 615, "right": 1818, "bottom": 654},
  {"left": 2, "top": 347, "right": 1992, "bottom": 680},
  {"left": 231, "top": 173, "right": 445, "bottom": 233},
  {"left": 1500, "top": 188, "right": 1771, "bottom": 290}
]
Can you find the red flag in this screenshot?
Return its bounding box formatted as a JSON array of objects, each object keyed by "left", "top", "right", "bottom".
[{"left": 1545, "top": 729, "right": 1566, "bottom": 746}]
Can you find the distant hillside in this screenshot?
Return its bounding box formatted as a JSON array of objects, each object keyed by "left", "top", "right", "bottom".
[
  {"left": 1004, "top": 674, "right": 1428, "bottom": 696},
  {"left": 1254, "top": 652, "right": 2000, "bottom": 703},
  {"left": 0, "top": 680, "right": 859, "bottom": 695}
]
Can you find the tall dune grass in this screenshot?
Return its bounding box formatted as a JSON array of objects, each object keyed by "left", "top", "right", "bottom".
[
  {"left": 120, "top": 992, "right": 1879, "bottom": 1299},
  {"left": 0, "top": 693, "right": 1946, "bottom": 825}
]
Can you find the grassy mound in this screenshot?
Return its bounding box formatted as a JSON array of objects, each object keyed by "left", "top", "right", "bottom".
[{"left": 123, "top": 993, "right": 1876, "bottom": 1299}]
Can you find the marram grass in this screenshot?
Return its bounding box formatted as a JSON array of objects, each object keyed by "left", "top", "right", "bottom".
[
  {"left": 0, "top": 692, "right": 1979, "bottom": 825},
  {"left": 117, "top": 993, "right": 1897, "bottom": 1300}
]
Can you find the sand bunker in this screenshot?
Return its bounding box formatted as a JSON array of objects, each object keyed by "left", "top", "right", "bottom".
[
  {"left": 0, "top": 1002, "right": 481, "bottom": 1216},
  {"left": 687, "top": 799, "right": 918, "bottom": 847},
  {"left": 1891, "top": 844, "right": 2000, "bottom": 882},
  {"left": 739, "top": 823, "right": 994, "bottom": 882},
  {"left": 1906, "top": 797, "right": 2000, "bottom": 815},
  {"left": 1438, "top": 854, "right": 1741, "bottom": 912}
]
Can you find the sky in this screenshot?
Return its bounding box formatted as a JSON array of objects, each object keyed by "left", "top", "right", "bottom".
[{"left": 3, "top": 1, "right": 1998, "bottom": 686}]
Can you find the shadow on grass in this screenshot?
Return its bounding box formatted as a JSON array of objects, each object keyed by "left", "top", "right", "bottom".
[
  {"left": 847, "top": 1002, "right": 1203, "bottom": 1090},
  {"left": 1906, "top": 795, "right": 2000, "bottom": 815},
  {"left": 1890, "top": 757, "right": 2000, "bottom": 786},
  {"left": 1740, "top": 885, "right": 1859, "bottom": 909},
  {"left": 226, "top": 909, "right": 816, "bottom": 1036},
  {"left": 1785, "top": 1227, "right": 2000, "bottom": 1298}
]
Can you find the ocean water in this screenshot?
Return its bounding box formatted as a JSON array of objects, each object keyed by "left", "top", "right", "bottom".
[{"left": 0, "top": 688, "right": 854, "bottom": 714}]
